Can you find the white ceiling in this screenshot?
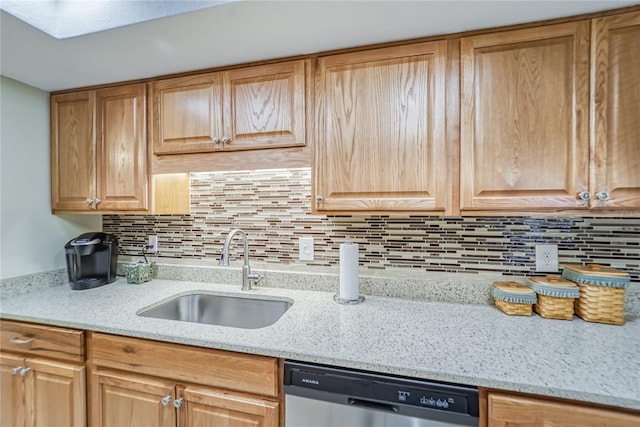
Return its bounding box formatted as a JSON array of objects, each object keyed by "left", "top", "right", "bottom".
[{"left": 1, "top": 1, "right": 638, "bottom": 92}]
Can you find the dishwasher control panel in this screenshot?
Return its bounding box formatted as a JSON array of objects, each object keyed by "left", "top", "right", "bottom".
[{"left": 284, "top": 360, "right": 479, "bottom": 423}]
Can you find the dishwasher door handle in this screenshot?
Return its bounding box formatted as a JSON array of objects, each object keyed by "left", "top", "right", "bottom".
[{"left": 348, "top": 397, "right": 400, "bottom": 413}]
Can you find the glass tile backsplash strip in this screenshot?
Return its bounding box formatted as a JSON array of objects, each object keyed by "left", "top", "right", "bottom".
[{"left": 102, "top": 168, "right": 640, "bottom": 283}]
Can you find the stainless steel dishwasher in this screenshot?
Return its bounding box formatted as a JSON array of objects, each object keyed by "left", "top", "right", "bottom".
[{"left": 284, "top": 361, "right": 479, "bottom": 427}]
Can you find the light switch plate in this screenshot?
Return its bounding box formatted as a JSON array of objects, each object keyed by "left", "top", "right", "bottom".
[
  {"left": 299, "top": 237, "right": 314, "bottom": 261},
  {"left": 535, "top": 244, "right": 558, "bottom": 272}
]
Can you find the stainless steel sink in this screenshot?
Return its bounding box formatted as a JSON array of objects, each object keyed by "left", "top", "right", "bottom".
[{"left": 138, "top": 293, "right": 291, "bottom": 329}]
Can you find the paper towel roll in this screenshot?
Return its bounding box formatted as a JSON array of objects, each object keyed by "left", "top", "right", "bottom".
[{"left": 340, "top": 242, "right": 359, "bottom": 301}]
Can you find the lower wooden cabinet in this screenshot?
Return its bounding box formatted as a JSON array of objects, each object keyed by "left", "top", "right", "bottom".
[
  {"left": 0, "top": 320, "right": 86, "bottom": 427},
  {"left": 89, "top": 332, "right": 281, "bottom": 427},
  {"left": 0, "top": 353, "right": 86, "bottom": 427},
  {"left": 482, "top": 389, "right": 640, "bottom": 427},
  {"left": 91, "top": 368, "right": 278, "bottom": 427}
]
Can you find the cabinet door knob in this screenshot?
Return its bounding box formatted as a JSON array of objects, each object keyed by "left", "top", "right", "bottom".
[
  {"left": 161, "top": 395, "right": 171, "bottom": 406},
  {"left": 596, "top": 191, "right": 609, "bottom": 201},
  {"left": 221, "top": 136, "right": 231, "bottom": 144},
  {"left": 173, "top": 397, "right": 183, "bottom": 409},
  {"left": 576, "top": 191, "right": 591, "bottom": 201},
  {"left": 19, "top": 368, "right": 31, "bottom": 376},
  {"left": 11, "top": 366, "right": 23, "bottom": 375},
  {"left": 86, "top": 198, "right": 94, "bottom": 205},
  {"left": 316, "top": 195, "right": 324, "bottom": 202},
  {"left": 94, "top": 198, "right": 102, "bottom": 206},
  {"left": 10, "top": 337, "right": 34, "bottom": 345},
  {"left": 213, "top": 137, "right": 221, "bottom": 144}
]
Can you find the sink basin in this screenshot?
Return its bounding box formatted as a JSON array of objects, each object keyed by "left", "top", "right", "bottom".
[{"left": 138, "top": 293, "right": 291, "bottom": 329}]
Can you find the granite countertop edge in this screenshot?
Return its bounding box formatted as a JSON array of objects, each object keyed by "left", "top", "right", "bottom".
[{"left": 1, "top": 277, "right": 639, "bottom": 412}]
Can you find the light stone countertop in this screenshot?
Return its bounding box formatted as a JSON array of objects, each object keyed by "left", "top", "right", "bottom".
[{"left": 1, "top": 276, "right": 639, "bottom": 411}]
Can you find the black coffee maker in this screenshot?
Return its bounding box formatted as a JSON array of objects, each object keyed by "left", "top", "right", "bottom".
[{"left": 65, "top": 232, "right": 118, "bottom": 290}]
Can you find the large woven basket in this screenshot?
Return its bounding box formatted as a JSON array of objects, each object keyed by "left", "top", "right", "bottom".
[
  {"left": 492, "top": 282, "right": 536, "bottom": 316},
  {"left": 562, "top": 264, "right": 629, "bottom": 326},
  {"left": 527, "top": 276, "right": 579, "bottom": 321}
]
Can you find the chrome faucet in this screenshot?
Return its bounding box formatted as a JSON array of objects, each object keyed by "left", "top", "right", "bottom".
[{"left": 219, "top": 228, "right": 261, "bottom": 291}]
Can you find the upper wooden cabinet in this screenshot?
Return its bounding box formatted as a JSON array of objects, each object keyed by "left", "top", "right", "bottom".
[
  {"left": 313, "top": 41, "right": 448, "bottom": 213},
  {"left": 51, "top": 83, "right": 148, "bottom": 212},
  {"left": 460, "top": 21, "right": 591, "bottom": 212},
  {"left": 152, "top": 60, "right": 306, "bottom": 155},
  {"left": 590, "top": 11, "right": 640, "bottom": 210}
]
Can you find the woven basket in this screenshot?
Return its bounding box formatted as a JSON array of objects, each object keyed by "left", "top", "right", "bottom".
[
  {"left": 535, "top": 294, "right": 574, "bottom": 320},
  {"left": 562, "top": 264, "right": 629, "bottom": 326},
  {"left": 495, "top": 298, "right": 533, "bottom": 316},
  {"left": 527, "top": 276, "right": 579, "bottom": 321},
  {"left": 574, "top": 284, "right": 625, "bottom": 325},
  {"left": 492, "top": 282, "right": 536, "bottom": 316}
]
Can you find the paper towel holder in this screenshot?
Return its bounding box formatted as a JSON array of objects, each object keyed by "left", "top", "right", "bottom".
[{"left": 333, "top": 293, "right": 365, "bottom": 305}]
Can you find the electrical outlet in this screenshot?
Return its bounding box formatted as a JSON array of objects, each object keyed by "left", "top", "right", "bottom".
[
  {"left": 299, "top": 237, "right": 314, "bottom": 261},
  {"left": 535, "top": 244, "right": 558, "bottom": 272},
  {"left": 148, "top": 235, "right": 158, "bottom": 253}
]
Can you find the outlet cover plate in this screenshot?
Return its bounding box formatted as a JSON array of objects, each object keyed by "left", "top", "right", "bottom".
[
  {"left": 148, "top": 235, "right": 158, "bottom": 253},
  {"left": 535, "top": 244, "right": 558, "bottom": 272},
  {"left": 299, "top": 237, "right": 314, "bottom": 261}
]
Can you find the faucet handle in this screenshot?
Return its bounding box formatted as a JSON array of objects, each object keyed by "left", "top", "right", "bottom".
[{"left": 247, "top": 273, "right": 263, "bottom": 283}]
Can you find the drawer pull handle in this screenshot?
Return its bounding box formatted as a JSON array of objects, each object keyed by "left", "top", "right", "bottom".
[
  {"left": 10, "top": 337, "right": 34, "bottom": 345},
  {"left": 11, "top": 366, "right": 23, "bottom": 375}
]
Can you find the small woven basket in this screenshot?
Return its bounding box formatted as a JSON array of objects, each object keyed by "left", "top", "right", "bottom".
[
  {"left": 562, "top": 264, "right": 629, "bottom": 326},
  {"left": 492, "top": 282, "right": 536, "bottom": 316},
  {"left": 527, "top": 276, "right": 579, "bottom": 321}
]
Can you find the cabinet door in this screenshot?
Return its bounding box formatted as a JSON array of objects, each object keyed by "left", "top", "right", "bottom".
[
  {"left": 315, "top": 41, "right": 447, "bottom": 212},
  {"left": 96, "top": 83, "right": 148, "bottom": 211},
  {"left": 50, "top": 91, "right": 96, "bottom": 211},
  {"left": 28, "top": 358, "right": 85, "bottom": 427},
  {"left": 591, "top": 11, "right": 640, "bottom": 209},
  {"left": 223, "top": 60, "right": 306, "bottom": 151},
  {"left": 0, "top": 353, "right": 27, "bottom": 427},
  {"left": 178, "top": 385, "right": 278, "bottom": 427},
  {"left": 153, "top": 73, "right": 225, "bottom": 154},
  {"left": 91, "top": 369, "right": 175, "bottom": 427},
  {"left": 486, "top": 391, "right": 640, "bottom": 427},
  {"left": 460, "top": 22, "right": 590, "bottom": 211}
]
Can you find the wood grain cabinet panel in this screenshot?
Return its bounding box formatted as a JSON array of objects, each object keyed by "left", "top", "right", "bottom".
[
  {"left": 314, "top": 41, "right": 447, "bottom": 213},
  {"left": 95, "top": 84, "right": 148, "bottom": 211},
  {"left": 485, "top": 390, "right": 640, "bottom": 427},
  {"left": 460, "top": 21, "right": 591, "bottom": 212},
  {"left": 178, "top": 385, "right": 279, "bottom": 427},
  {"left": 89, "top": 333, "right": 281, "bottom": 427},
  {"left": 591, "top": 10, "right": 640, "bottom": 209},
  {"left": 225, "top": 61, "right": 306, "bottom": 151},
  {"left": 50, "top": 91, "right": 96, "bottom": 212},
  {"left": 152, "top": 72, "right": 225, "bottom": 154},
  {"left": 0, "top": 354, "right": 85, "bottom": 427},
  {"left": 91, "top": 369, "right": 176, "bottom": 427},
  {"left": 0, "top": 320, "right": 85, "bottom": 363},
  {"left": 0, "top": 353, "right": 28, "bottom": 427},
  {"left": 0, "top": 321, "right": 86, "bottom": 427},
  {"left": 51, "top": 83, "right": 148, "bottom": 213},
  {"left": 152, "top": 60, "right": 305, "bottom": 155}
]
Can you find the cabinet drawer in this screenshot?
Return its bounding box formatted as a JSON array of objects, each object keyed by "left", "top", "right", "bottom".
[
  {"left": 89, "top": 333, "right": 280, "bottom": 398},
  {"left": 486, "top": 390, "right": 640, "bottom": 427},
  {"left": 0, "top": 320, "right": 85, "bottom": 363}
]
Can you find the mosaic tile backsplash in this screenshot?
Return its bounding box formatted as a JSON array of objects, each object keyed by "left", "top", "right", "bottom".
[{"left": 103, "top": 168, "right": 640, "bottom": 283}]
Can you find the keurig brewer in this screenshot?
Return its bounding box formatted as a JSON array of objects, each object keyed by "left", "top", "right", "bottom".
[{"left": 65, "top": 232, "right": 118, "bottom": 290}]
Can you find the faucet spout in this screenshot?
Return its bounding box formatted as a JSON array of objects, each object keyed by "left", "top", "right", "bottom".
[{"left": 218, "top": 228, "right": 261, "bottom": 291}]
